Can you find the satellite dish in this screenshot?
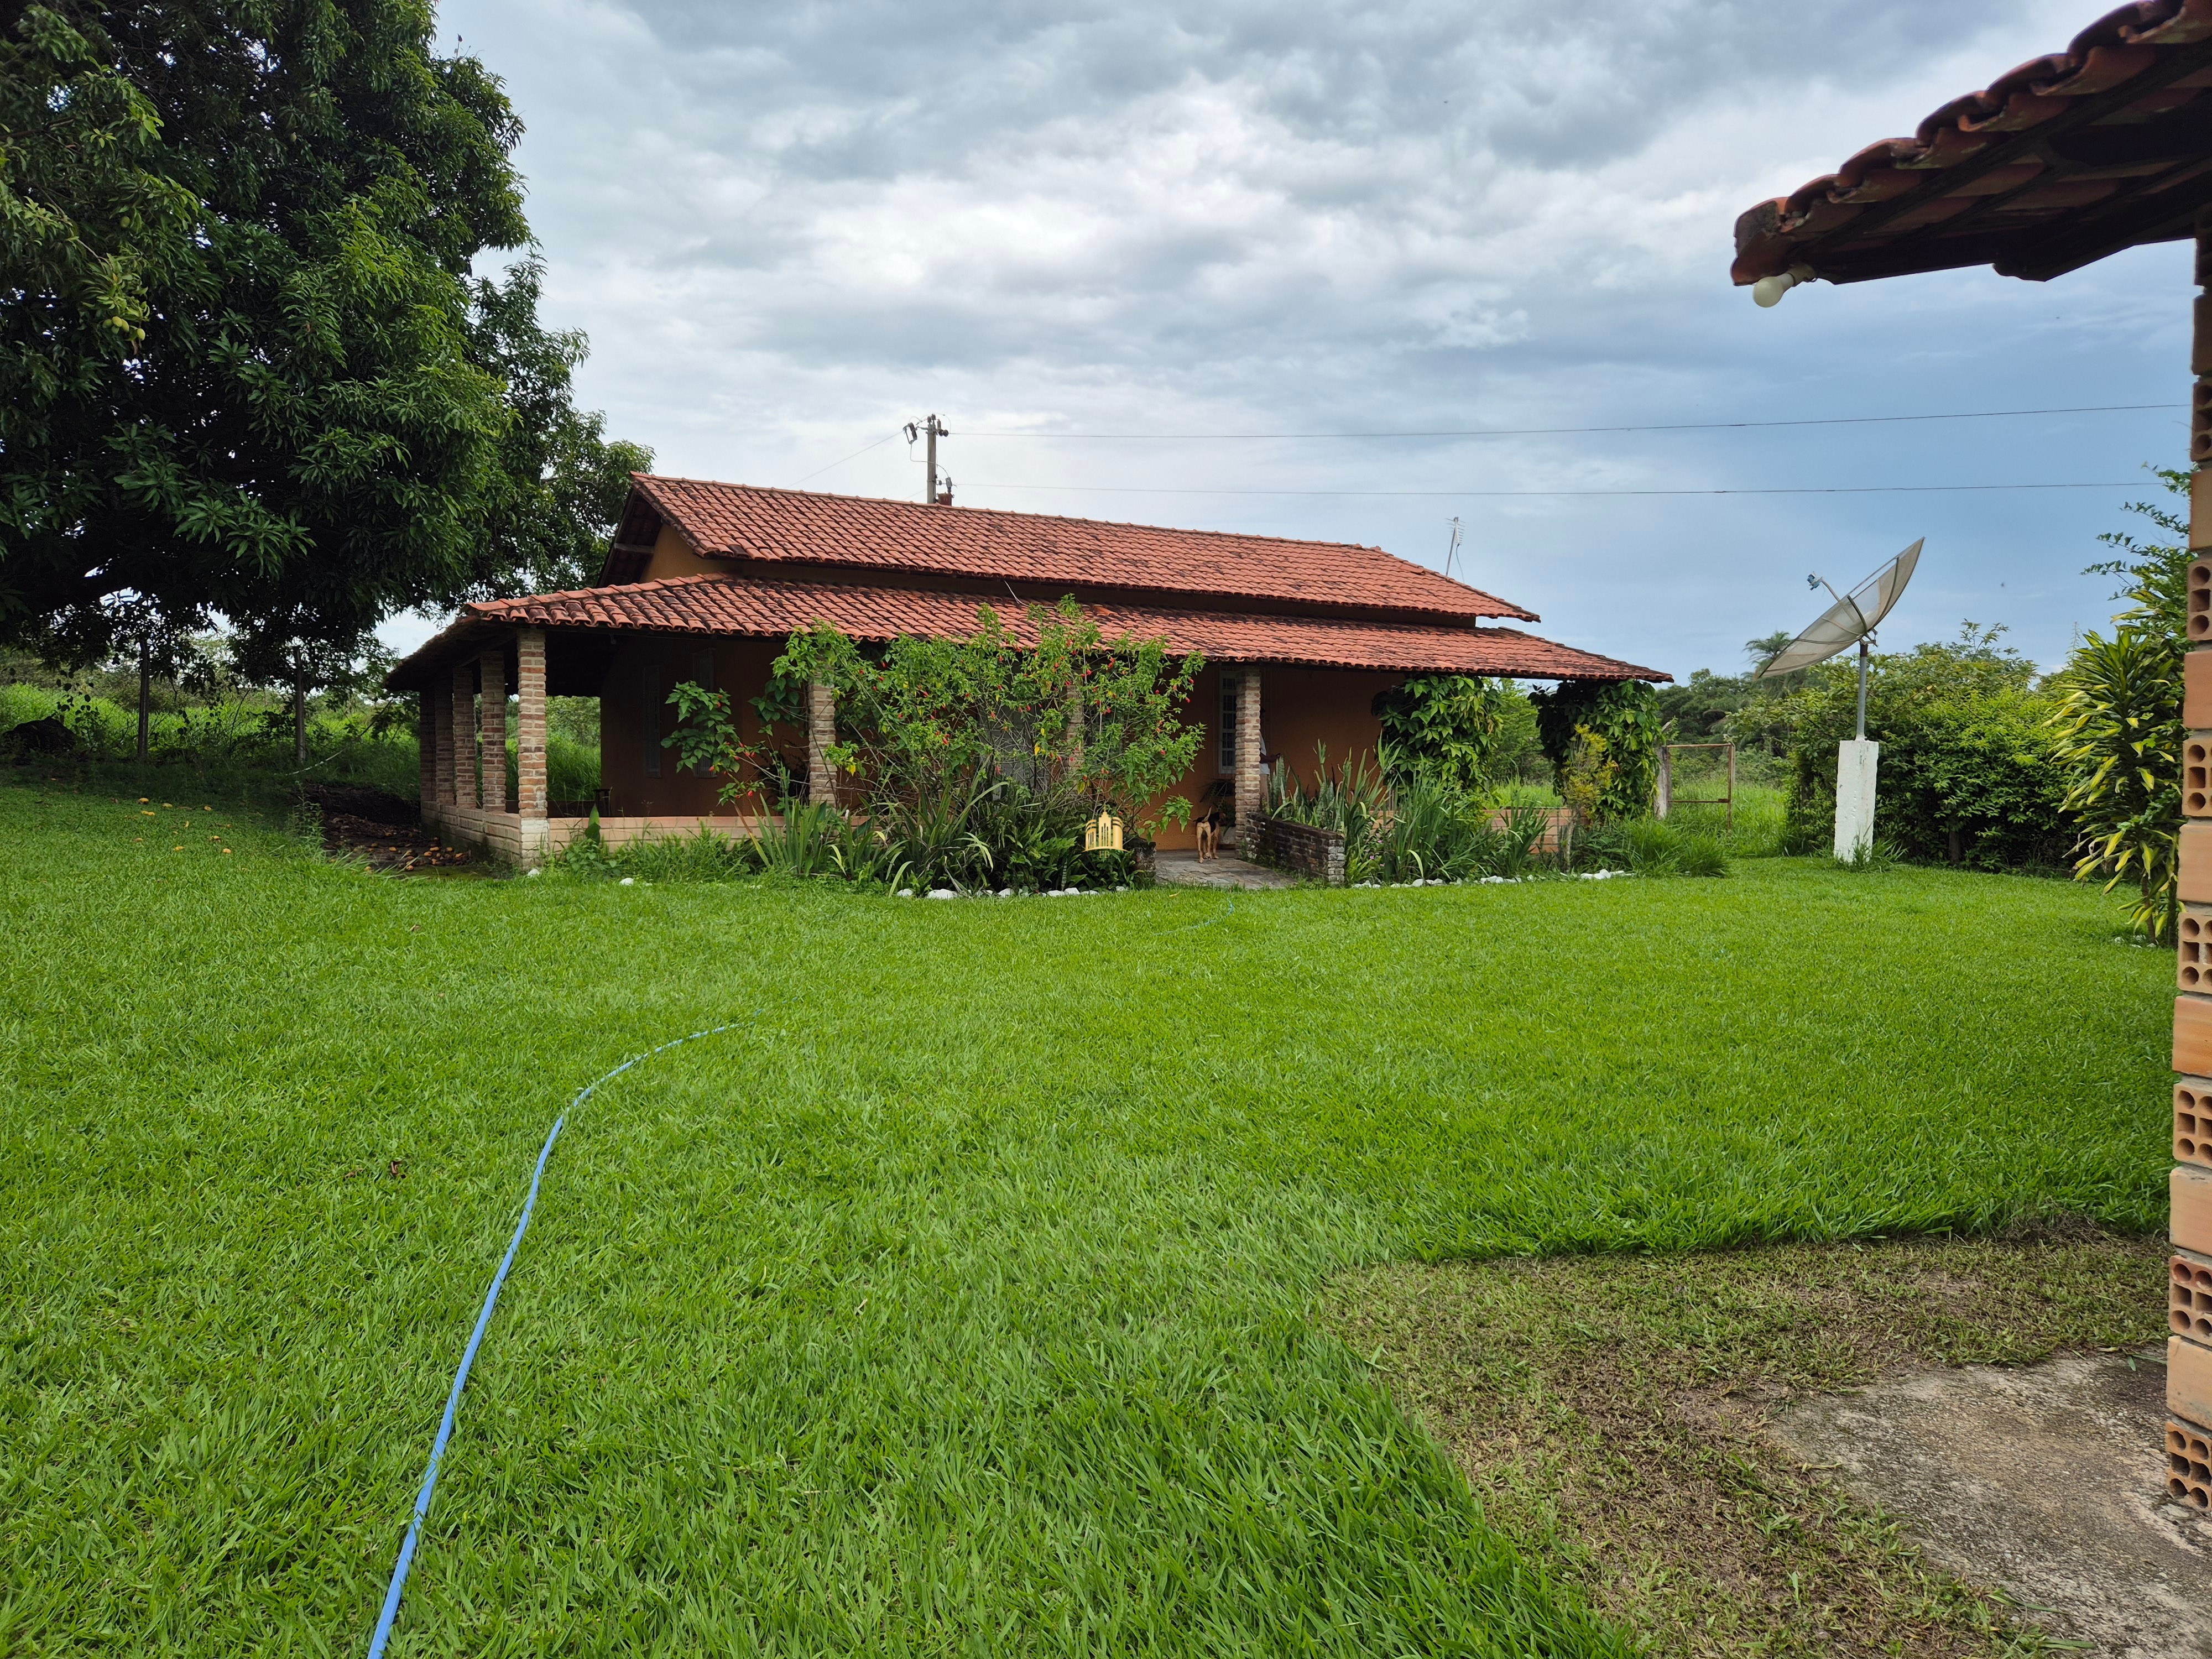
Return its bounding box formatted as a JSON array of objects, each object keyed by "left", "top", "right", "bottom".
[
  {"left": 1759, "top": 539, "right": 1924, "bottom": 860},
  {"left": 1759, "top": 539, "right": 1922, "bottom": 679}
]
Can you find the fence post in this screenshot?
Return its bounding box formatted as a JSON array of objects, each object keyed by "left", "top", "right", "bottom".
[{"left": 1657, "top": 745, "right": 1672, "bottom": 819}]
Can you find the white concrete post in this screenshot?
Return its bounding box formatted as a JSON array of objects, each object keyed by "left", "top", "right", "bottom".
[{"left": 1834, "top": 739, "right": 1879, "bottom": 860}]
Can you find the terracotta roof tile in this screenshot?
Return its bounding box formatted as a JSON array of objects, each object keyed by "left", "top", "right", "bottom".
[
  {"left": 1733, "top": 0, "right": 2212, "bottom": 286},
  {"left": 626, "top": 475, "right": 1537, "bottom": 623},
  {"left": 451, "top": 572, "right": 1665, "bottom": 682}
]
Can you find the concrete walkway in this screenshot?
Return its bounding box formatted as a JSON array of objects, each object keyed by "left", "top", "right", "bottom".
[
  {"left": 1771, "top": 1348, "right": 2211, "bottom": 1656},
  {"left": 1151, "top": 851, "right": 1297, "bottom": 890}
]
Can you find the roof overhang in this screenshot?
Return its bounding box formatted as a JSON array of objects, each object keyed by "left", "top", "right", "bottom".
[
  {"left": 384, "top": 573, "right": 1667, "bottom": 690},
  {"left": 1733, "top": 1, "right": 2212, "bottom": 288}
]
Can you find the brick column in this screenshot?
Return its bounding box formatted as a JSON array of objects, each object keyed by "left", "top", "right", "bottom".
[
  {"left": 1233, "top": 665, "right": 1263, "bottom": 844},
  {"left": 417, "top": 690, "right": 437, "bottom": 806},
  {"left": 807, "top": 679, "right": 836, "bottom": 806},
  {"left": 2172, "top": 204, "right": 2212, "bottom": 1507},
  {"left": 515, "top": 629, "right": 548, "bottom": 820},
  {"left": 450, "top": 659, "right": 478, "bottom": 809},
  {"left": 430, "top": 680, "right": 455, "bottom": 805},
  {"left": 478, "top": 643, "right": 509, "bottom": 813}
]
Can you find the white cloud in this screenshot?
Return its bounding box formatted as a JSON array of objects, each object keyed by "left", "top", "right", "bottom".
[{"left": 425, "top": 0, "right": 2197, "bottom": 676}]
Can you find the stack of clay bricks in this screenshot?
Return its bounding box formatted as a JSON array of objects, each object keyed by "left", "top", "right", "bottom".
[{"left": 2171, "top": 204, "right": 2212, "bottom": 1514}]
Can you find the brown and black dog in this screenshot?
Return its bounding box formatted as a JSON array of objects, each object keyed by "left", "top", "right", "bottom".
[{"left": 1194, "top": 811, "right": 1223, "bottom": 862}]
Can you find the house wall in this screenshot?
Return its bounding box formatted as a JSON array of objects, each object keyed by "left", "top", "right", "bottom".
[
  {"left": 641, "top": 520, "right": 720, "bottom": 582},
  {"left": 589, "top": 629, "right": 1398, "bottom": 846},
  {"left": 597, "top": 633, "right": 802, "bottom": 817},
  {"left": 1144, "top": 662, "right": 1396, "bottom": 851}
]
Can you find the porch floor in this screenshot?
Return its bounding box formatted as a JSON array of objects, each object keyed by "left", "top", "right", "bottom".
[{"left": 1152, "top": 851, "right": 1297, "bottom": 890}]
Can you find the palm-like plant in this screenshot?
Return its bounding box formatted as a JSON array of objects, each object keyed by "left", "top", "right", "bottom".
[
  {"left": 2049, "top": 472, "right": 2190, "bottom": 944},
  {"left": 2049, "top": 631, "right": 2182, "bottom": 942}
]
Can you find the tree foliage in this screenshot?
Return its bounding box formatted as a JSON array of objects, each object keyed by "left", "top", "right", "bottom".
[
  {"left": 1770, "top": 623, "right": 2068, "bottom": 869},
  {"left": 0, "top": 1, "right": 644, "bottom": 673},
  {"left": 669, "top": 603, "right": 1206, "bottom": 840},
  {"left": 1655, "top": 633, "right": 1807, "bottom": 752},
  {"left": 1528, "top": 677, "right": 1661, "bottom": 823},
  {"left": 2048, "top": 471, "right": 2190, "bottom": 941},
  {"left": 1370, "top": 674, "right": 1537, "bottom": 792}
]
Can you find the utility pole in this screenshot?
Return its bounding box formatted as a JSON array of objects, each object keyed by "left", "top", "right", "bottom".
[{"left": 904, "top": 414, "right": 951, "bottom": 504}]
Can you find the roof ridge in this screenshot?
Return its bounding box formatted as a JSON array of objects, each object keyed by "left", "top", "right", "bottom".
[{"left": 630, "top": 472, "right": 1519, "bottom": 605}]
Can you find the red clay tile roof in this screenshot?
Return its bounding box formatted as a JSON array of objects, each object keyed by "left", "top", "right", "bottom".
[
  {"left": 621, "top": 474, "right": 1538, "bottom": 623},
  {"left": 1733, "top": 0, "right": 2212, "bottom": 286},
  {"left": 446, "top": 572, "right": 1665, "bottom": 682}
]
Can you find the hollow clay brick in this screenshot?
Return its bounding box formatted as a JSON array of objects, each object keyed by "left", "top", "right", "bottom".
[
  {"left": 2171, "top": 1334, "right": 2212, "bottom": 1426},
  {"left": 2170, "top": 1418, "right": 2212, "bottom": 1510},
  {"left": 2182, "top": 823, "right": 2212, "bottom": 903},
  {"left": 2183, "top": 912, "right": 2212, "bottom": 990},
  {"left": 2194, "top": 471, "right": 2212, "bottom": 553},
  {"left": 2177, "top": 1164, "right": 2212, "bottom": 1255},
  {"left": 2175, "top": 995, "right": 2212, "bottom": 1074},
  {"left": 2190, "top": 652, "right": 2212, "bottom": 729},
  {"left": 2195, "top": 382, "right": 2212, "bottom": 466},
  {"left": 2190, "top": 739, "right": 2212, "bottom": 817},
  {"left": 2174, "top": 1255, "right": 2212, "bottom": 1340},
  {"left": 2178, "top": 1080, "right": 2212, "bottom": 1167},
  {"left": 2197, "top": 295, "right": 2212, "bottom": 378}
]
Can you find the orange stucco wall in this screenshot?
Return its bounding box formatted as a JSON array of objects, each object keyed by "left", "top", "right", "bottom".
[
  {"left": 641, "top": 520, "right": 719, "bottom": 582},
  {"left": 597, "top": 633, "right": 804, "bottom": 817},
  {"left": 594, "top": 635, "right": 1395, "bottom": 841},
  {"left": 1144, "top": 662, "right": 1394, "bottom": 849}
]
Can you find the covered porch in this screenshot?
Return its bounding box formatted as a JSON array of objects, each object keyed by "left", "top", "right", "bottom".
[{"left": 389, "top": 572, "right": 1665, "bottom": 865}]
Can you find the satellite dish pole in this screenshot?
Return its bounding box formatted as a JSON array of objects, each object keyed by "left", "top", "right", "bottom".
[{"left": 1761, "top": 539, "right": 1922, "bottom": 860}]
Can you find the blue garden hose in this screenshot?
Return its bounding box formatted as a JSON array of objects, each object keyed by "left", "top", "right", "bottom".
[
  {"left": 363, "top": 1022, "right": 747, "bottom": 1659},
  {"left": 363, "top": 894, "right": 1235, "bottom": 1655}
]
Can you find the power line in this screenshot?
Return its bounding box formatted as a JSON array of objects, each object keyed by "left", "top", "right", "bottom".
[
  {"left": 959, "top": 480, "right": 2150, "bottom": 499},
  {"left": 958, "top": 403, "right": 2182, "bottom": 441},
  {"left": 792, "top": 431, "right": 898, "bottom": 485}
]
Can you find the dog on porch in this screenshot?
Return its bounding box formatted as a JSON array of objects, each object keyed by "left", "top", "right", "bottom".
[{"left": 1194, "top": 810, "right": 1223, "bottom": 862}]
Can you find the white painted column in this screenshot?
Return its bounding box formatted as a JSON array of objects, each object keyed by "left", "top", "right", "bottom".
[{"left": 1833, "top": 739, "right": 1879, "bottom": 860}]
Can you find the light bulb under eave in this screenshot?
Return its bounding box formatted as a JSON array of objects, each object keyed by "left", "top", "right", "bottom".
[{"left": 1750, "top": 263, "right": 1814, "bottom": 309}]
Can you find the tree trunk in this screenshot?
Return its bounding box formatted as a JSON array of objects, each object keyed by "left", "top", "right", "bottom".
[
  {"left": 293, "top": 669, "right": 308, "bottom": 768},
  {"left": 136, "top": 639, "right": 150, "bottom": 763}
]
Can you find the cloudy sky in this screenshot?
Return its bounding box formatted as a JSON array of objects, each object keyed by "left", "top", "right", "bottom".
[{"left": 416, "top": 0, "right": 2198, "bottom": 680}]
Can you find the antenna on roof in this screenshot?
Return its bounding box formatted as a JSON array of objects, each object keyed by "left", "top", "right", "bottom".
[
  {"left": 904, "top": 415, "right": 952, "bottom": 505},
  {"left": 1443, "top": 515, "right": 1463, "bottom": 580},
  {"left": 1760, "top": 537, "right": 1922, "bottom": 859}
]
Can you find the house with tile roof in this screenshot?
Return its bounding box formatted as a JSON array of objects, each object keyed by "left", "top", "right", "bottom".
[{"left": 386, "top": 475, "right": 1665, "bottom": 861}]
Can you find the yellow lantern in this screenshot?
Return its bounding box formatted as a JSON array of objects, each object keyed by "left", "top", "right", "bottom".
[{"left": 1084, "top": 810, "right": 1124, "bottom": 852}]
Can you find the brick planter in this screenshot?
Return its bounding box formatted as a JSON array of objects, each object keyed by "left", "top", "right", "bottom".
[{"left": 1248, "top": 815, "right": 1347, "bottom": 885}]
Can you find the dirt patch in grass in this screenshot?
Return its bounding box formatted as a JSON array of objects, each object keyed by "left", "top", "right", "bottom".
[
  {"left": 1320, "top": 1228, "right": 2168, "bottom": 1658},
  {"left": 321, "top": 811, "right": 477, "bottom": 872}
]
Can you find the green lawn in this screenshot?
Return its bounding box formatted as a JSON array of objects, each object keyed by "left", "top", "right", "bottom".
[{"left": 0, "top": 777, "right": 2174, "bottom": 1655}]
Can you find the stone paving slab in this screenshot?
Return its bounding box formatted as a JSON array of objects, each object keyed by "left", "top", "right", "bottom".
[
  {"left": 1771, "top": 1349, "right": 2211, "bottom": 1657},
  {"left": 1151, "top": 851, "right": 1296, "bottom": 890}
]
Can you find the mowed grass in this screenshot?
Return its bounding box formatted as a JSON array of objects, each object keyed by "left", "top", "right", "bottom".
[{"left": 0, "top": 778, "right": 2174, "bottom": 1655}]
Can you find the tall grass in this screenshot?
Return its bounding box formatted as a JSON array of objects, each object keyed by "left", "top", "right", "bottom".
[{"left": 1663, "top": 784, "right": 1786, "bottom": 858}]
